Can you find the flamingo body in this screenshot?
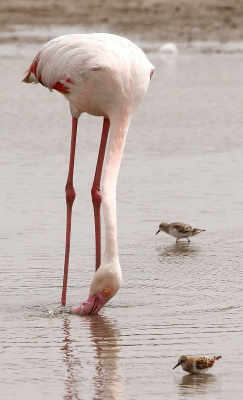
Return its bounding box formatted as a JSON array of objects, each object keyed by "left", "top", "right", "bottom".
[
  {"left": 23, "top": 33, "right": 154, "bottom": 314},
  {"left": 24, "top": 33, "right": 153, "bottom": 118}
]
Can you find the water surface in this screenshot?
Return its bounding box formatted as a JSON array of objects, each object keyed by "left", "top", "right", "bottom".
[{"left": 1, "top": 34, "right": 243, "bottom": 399}]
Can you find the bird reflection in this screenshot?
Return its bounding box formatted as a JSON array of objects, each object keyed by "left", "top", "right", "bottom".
[
  {"left": 156, "top": 242, "right": 201, "bottom": 258},
  {"left": 61, "top": 315, "right": 123, "bottom": 400},
  {"left": 178, "top": 373, "right": 218, "bottom": 397},
  {"left": 61, "top": 317, "right": 82, "bottom": 400},
  {"left": 89, "top": 315, "right": 124, "bottom": 400}
]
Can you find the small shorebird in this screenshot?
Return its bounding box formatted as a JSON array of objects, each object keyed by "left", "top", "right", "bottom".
[
  {"left": 173, "top": 355, "right": 222, "bottom": 374},
  {"left": 156, "top": 222, "right": 205, "bottom": 243}
]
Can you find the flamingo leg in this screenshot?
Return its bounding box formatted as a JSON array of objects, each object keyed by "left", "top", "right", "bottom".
[
  {"left": 61, "top": 117, "right": 78, "bottom": 305},
  {"left": 91, "top": 118, "right": 110, "bottom": 271}
]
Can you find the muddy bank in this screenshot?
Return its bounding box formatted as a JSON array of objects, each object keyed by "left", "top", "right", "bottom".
[{"left": 1, "top": 0, "right": 243, "bottom": 42}]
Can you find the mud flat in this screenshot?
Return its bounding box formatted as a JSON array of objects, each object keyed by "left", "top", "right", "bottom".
[{"left": 1, "top": 0, "right": 243, "bottom": 42}]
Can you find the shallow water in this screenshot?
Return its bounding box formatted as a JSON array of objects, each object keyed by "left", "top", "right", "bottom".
[{"left": 1, "top": 34, "right": 243, "bottom": 399}]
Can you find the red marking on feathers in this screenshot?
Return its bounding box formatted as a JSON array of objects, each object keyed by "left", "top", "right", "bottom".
[
  {"left": 52, "top": 81, "right": 69, "bottom": 93},
  {"left": 22, "top": 58, "right": 39, "bottom": 81},
  {"left": 26, "top": 57, "right": 72, "bottom": 93},
  {"left": 53, "top": 78, "right": 72, "bottom": 93},
  {"left": 30, "top": 59, "right": 38, "bottom": 75}
]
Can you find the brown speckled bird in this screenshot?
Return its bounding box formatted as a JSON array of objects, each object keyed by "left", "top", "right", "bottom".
[
  {"left": 173, "top": 355, "right": 222, "bottom": 374},
  {"left": 156, "top": 222, "right": 205, "bottom": 243}
]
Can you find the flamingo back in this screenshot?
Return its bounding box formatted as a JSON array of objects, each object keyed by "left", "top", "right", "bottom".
[{"left": 23, "top": 33, "right": 154, "bottom": 119}]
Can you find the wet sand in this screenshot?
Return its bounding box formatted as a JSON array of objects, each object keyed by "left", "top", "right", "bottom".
[{"left": 1, "top": 0, "right": 243, "bottom": 42}]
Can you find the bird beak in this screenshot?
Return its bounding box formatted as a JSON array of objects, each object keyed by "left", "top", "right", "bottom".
[
  {"left": 173, "top": 363, "right": 180, "bottom": 370},
  {"left": 72, "top": 292, "right": 109, "bottom": 315},
  {"left": 155, "top": 229, "right": 160, "bottom": 235}
]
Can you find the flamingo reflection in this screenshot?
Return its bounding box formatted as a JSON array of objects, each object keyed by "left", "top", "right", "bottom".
[
  {"left": 61, "top": 318, "right": 82, "bottom": 400},
  {"left": 61, "top": 315, "right": 124, "bottom": 400}
]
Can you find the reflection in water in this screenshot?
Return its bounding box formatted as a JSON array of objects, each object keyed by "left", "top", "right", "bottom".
[
  {"left": 2, "top": 43, "right": 243, "bottom": 400},
  {"left": 89, "top": 315, "right": 124, "bottom": 400},
  {"left": 178, "top": 373, "right": 218, "bottom": 397},
  {"left": 61, "top": 315, "right": 123, "bottom": 400},
  {"left": 156, "top": 243, "right": 201, "bottom": 258},
  {"left": 61, "top": 317, "right": 82, "bottom": 400}
]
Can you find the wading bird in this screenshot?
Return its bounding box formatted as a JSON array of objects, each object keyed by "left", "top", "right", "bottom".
[
  {"left": 156, "top": 222, "right": 205, "bottom": 243},
  {"left": 173, "top": 355, "right": 222, "bottom": 374},
  {"left": 23, "top": 33, "right": 154, "bottom": 314}
]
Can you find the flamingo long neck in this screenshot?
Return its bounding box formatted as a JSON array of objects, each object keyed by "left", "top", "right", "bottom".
[{"left": 101, "top": 113, "right": 131, "bottom": 262}]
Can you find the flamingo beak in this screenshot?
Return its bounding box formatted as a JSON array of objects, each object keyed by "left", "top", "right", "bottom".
[
  {"left": 72, "top": 292, "right": 109, "bottom": 315},
  {"left": 155, "top": 229, "right": 160, "bottom": 235},
  {"left": 173, "top": 362, "right": 180, "bottom": 370}
]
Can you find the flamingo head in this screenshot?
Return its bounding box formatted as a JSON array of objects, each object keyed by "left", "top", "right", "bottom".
[
  {"left": 72, "top": 288, "right": 111, "bottom": 314},
  {"left": 72, "top": 259, "right": 122, "bottom": 315}
]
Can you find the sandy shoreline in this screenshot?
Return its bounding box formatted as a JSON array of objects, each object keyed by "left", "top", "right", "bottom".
[{"left": 1, "top": 0, "right": 243, "bottom": 43}]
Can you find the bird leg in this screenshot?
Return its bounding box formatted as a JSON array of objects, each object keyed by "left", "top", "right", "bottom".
[
  {"left": 91, "top": 118, "right": 110, "bottom": 271},
  {"left": 61, "top": 117, "right": 78, "bottom": 305}
]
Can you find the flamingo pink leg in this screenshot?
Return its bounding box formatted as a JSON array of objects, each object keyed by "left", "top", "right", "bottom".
[
  {"left": 61, "top": 117, "right": 78, "bottom": 305},
  {"left": 91, "top": 118, "right": 110, "bottom": 271}
]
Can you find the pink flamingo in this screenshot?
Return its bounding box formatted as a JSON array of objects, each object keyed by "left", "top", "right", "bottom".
[{"left": 23, "top": 33, "right": 154, "bottom": 314}]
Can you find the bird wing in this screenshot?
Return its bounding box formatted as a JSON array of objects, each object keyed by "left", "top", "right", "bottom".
[
  {"left": 195, "top": 357, "right": 214, "bottom": 369},
  {"left": 195, "top": 357, "right": 208, "bottom": 369},
  {"left": 172, "top": 223, "right": 192, "bottom": 233},
  {"left": 23, "top": 34, "right": 108, "bottom": 93}
]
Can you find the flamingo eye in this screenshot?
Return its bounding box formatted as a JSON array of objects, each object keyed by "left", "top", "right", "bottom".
[{"left": 103, "top": 288, "right": 110, "bottom": 295}]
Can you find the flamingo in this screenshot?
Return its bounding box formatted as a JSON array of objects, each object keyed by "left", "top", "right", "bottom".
[{"left": 23, "top": 33, "right": 154, "bottom": 314}]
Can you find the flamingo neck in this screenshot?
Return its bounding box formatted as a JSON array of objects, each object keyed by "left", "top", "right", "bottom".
[{"left": 101, "top": 113, "right": 131, "bottom": 261}]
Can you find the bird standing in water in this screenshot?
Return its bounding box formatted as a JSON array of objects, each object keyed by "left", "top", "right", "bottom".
[
  {"left": 23, "top": 33, "right": 154, "bottom": 314},
  {"left": 173, "top": 355, "right": 222, "bottom": 374},
  {"left": 156, "top": 222, "right": 205, "bottom": 243}
]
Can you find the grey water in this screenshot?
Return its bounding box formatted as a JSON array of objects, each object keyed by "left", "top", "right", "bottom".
[{"left": 1, "top": 33, "right": 243, "bottom": 400}]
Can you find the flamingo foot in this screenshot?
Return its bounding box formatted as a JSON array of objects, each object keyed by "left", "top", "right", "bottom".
[{"left": 72, "top": 293, "right": 109, "bottom": 315}]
